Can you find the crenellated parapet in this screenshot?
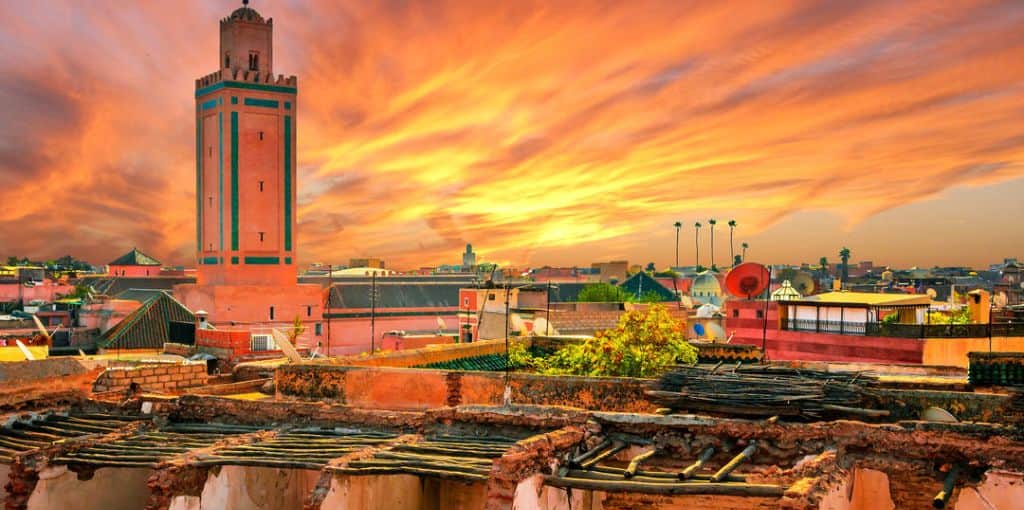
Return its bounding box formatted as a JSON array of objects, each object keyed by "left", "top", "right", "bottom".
[
  {"left": 221, "top": 6, "right": 271, "bottom": 25},
  {"left": 195, "top": 67, "right": 297, "bottom": 91}
]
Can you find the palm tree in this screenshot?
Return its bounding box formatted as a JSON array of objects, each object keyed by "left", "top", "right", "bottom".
[
  {"left": 673, "top": 221, "right": 682, "bottom": 268},
  {"left": 708, "top": 219, "right": 717, "bottom": 271},
  {"left": 727, "top": 220, "right": 737, "bottom": 266},
  {"left": 741, "top": 242, "right": 749, "bottom": 262},
  {"left": 839, "top": 247, "right": 851, "bottom": 282},
  {"left": 694, "top": 222, "right": 702, "bottom": 269},
  {"left": 819, "top": 257, "right": 830, "bottom": 276}
]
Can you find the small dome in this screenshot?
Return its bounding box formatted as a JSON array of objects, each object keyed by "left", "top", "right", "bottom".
[{"left": 229, "top": 5, "right": 264, "bottom": 22}]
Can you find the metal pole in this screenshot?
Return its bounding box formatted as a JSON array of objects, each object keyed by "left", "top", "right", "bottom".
[
  {"left": 762, "top": 267, "right": 771, "bottom": 362},
  {"left": 989, "top": 293, "right": 994, "bottom": 354},
  {"left": 504, "top": 284, "right": 512, "bottom": 406},
  {"left": 370, "top": 272, "right": 376, "bottom": 354},
  {"left": 326, "top": 264, "right": 332, "bottom": 357},
  {"left": 546, "top": 281, "right": 551, "bottom": 335}
]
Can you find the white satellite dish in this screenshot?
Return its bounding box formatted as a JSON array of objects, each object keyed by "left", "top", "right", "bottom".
[
  {"left": 680, "top": 296, "right": 694, "bottom": 309},
  {"left": 921, "top": 406, "right": 958, "bottom": 423},
  {"left": 435, "top": 316, "right": 447, "bottom": 331},
  {"left": 509, "top": 315, "right": 527, "bottom": 335},
  {"left": 994, "top": 292, "right": 1008, "bottom": 308},
  {"left": 533, "top": 317, "right": 557, "bottom": 336}
]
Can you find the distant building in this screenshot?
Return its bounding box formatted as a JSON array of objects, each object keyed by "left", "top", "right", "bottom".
[
  {"left": 461, "top": 244, "right": 476, "bottom": 269},
  {"left": 350, "top": 258, "right": 385, "bottom": 269},
  {"left": 108, "top": 248, "right": 161, "bottom": 277},
  {"left": 591, "top": 261, "right": 628, "bottom": 283}
]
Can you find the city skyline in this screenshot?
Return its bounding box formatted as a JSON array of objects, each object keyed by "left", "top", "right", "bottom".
[{"left": 1, "top": 0, "right": 1023, "bottom": 269}]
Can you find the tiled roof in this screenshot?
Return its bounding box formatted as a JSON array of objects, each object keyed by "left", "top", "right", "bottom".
[
  {"left": 416, "top": 353, "right": 509, "bottom": 371},
  {"left": 100, "top": 292, "right": 194, "bottom": 349},
  {"left": 618, "top": 272, "right": 677, "bottom": 302},
  {"left": 108, "top": 248, "right": 161, "bottom": 266},
  {"left": 328, "top": 282, "right": 465, "bottom": 309}
]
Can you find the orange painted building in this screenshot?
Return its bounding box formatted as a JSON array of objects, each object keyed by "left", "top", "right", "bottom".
[{"left": 175, "top": 2, "right": 321, "bottom": 347}]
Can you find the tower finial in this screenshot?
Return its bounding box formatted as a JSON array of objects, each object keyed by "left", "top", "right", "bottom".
[{"left": 242, "top": 0, "right": 249, "bottom": 5}]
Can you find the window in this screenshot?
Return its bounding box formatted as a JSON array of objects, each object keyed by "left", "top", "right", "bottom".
[
  {"left": 209, "top": 147, "right": 213, "bottom": 157},
  {"left": 208, "top": 196, "right": 214, "bottom": 207},
  {"left": 269, "top": 306, "right": 275, "bottom": 320},
  {"left": 315, "top": 323, "right": 322, "bottom": 336},
  {"left": 307, "top": 305, "right": 312, "bottom": 317},
  {"left": 488, "top": 293, "right": 495, "bottom": 301},
  {"left": 732, "top": 309, "right": 739, "bottom": 318},
  {"left": 225, "top": 53, "right": 230, "bottom": 68},
  {"left": 463, "top": 297, "right": 469, "bottom": 306},
  {"left": 258, "top": 131, "right": 264, "bottom": 141},
  {"left": 258, "top": 232, "right": 265, "bottom": 242},
  {"left": 756, "top": 310, "right": 764, "bottom": 319},
  {"left": 249, "top": 52, "right": 259, "bottom": 71},
  {"left": 258, "top": 180, "right": 264, "bottom": 192}
]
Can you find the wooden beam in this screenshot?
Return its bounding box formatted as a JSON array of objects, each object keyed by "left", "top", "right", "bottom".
[
  {"left": 580, "top": 442, "right": 628, "bottom": 469},
  {"left": 710, "top": 442, "right": 757, "bottom": 482},
  {"left": 542, "top": 475, "right": 784, "bottom": 497},
  {"left": 679, "top": 447, "right": 715, "bottom": 480},
  {"left": 933, "top": 465, "right": 961, "bottom": 509},
  {"left": 625, "top": 449, "right": 656, "bottom": 478}
]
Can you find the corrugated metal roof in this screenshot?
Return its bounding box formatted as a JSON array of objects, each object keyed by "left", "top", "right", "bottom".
[
  {"left": 328, "top": 282, "right": 465, "bottom": 309},
  {"left": 100, "top": 292, "right": 194, "bottom": 349}
]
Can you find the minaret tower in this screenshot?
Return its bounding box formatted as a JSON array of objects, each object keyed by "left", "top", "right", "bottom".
[{"left": 194, "top": 0, "right": 297, "bottom": 286}]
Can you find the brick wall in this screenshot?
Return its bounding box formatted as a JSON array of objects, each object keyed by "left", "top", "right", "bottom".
[{"left": 92, "top": 362, "right": 208, "bottom": 394}]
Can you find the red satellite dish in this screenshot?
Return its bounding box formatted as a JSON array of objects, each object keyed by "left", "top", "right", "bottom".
[{"left": 725, "top": 262, "right": 770, "bottom": 299}]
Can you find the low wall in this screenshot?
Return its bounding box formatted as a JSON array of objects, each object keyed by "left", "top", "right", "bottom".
[
  {"left": 731, "top": 329, "right": 925, "bottom": 364},
  {"left": 335, "top": 339, "right": 515, "bottom": 368},
  {"left": 275, "top": 364, "right": 654, "bottom": 413},
  {"left": 92, "top": 362, "right": 208, "bottom": 394},
  {"left": 923, "top": 336, "right": 1024, "bottom": 368}
]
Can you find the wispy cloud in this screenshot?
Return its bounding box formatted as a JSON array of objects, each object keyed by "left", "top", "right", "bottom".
[{"left": 0, "top": 0, "right": 1022, "bottom": 267}]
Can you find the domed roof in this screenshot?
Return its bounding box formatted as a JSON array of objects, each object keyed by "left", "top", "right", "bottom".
[
  {"left": 229, "top": 2, "right": 264, "bottom": 22},
  {"left": 692, "top": 271, "right": 722, "bottom": 289}
]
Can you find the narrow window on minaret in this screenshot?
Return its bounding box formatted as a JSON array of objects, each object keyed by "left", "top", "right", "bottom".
[
  {"left": 269, "top": 306, "right": 275, "bottom": 321},
  {"left": 225, "top": 53, "right": 230, "bottom": 68},
  {"left": 258, "top": 180, "right": 264, "bottom": 192},
  {"left": 208, "top": 196, "right": 214, "bottom": 207},
  {"left": 208, "top": 243, "right": 213, "bottom": 251},
  {"left": 249, "top": 52, "right": 259, "bottom": 71},
  {"left": 259, "top": 131, "right": 264, "bottom": 141},
  {"left": 258, "top": 232, "right": 265, "bottom": 242},
  {"left": 208, "top": 147, "right": 212, "bottom": 157}
]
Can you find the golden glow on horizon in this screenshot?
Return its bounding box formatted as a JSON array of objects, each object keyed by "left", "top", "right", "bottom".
[{"left": 0, "top": 1, "right": 1022, "bottom": 268}]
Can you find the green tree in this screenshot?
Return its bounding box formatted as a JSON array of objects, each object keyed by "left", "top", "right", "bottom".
[
  {"left": 518, "top": 304, "right": 697, "bottom": 377},
  {"left": 819, "top": 257, "right": 830, "bottom": 275},
  {"left": 727, "top": 220, "right": 737, "bottom": 266},
  {"left": 708, "top": 219, "right": 718, "bottom": 270},
  {"left": 577, "top": 283, "right": 632, "bottom": 302},
  {"left": 694, "top": 222, "right": 702, "bottom": 268},
  {"left": 673, "top": 221, "right": 682, "bottom": 267},
  {"left": 839, "top": 247, "right": 851, "bottom": 282}
]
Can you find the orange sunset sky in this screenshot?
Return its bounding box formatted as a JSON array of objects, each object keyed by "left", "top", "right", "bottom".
[{"left": 1, "top": 0, "right": 1022, "bottom": 270}]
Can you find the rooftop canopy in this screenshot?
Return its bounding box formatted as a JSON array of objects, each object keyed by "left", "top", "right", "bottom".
[{"left": 788, "top": 291, "right": 929, "bottom": 307}]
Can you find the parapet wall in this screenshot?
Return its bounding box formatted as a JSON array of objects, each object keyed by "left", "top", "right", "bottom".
[
  {"left": 93, "top": 362, "right": 207, "bottom": 394},
  {"left": 275, "top": 364, "right": 654, "bottom": 413},
  {"left": 195, "top": 67, "right": 297, "bottom": 91}
]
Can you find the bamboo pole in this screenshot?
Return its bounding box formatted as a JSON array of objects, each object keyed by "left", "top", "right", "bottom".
[
  {"left": 679, "top": 448, "right": 715, "bottom": 480},
  {"left": 933, "top": 465, "right": 960, "bottom": 509},
  {"left": 624, "top": 450, "right": 656, "bottom": 478},
  {"left": 711, "top": 442, "right": 757, "bottom": 482},
  {"left": 570, "top": 439, "right": 612, "bottom": 467},
  {"left": 541, "top": 475, "right": 784, "bottom": 497},
  {"left": 580, "top": 442, "right": 628, "bottom": 469}
]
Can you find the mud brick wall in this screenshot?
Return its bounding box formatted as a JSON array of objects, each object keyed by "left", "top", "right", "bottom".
[
  {"left": 93, "top": 362, "right": 208, "bottom": 394},
  {"left": 275, "top": 364, "right": 654, "bottom": 412}
]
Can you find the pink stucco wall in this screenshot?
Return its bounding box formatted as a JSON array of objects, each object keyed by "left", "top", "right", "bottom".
[
  {"left": 0, "top": 282, "right": 75, "bottom": 304},
  {"left": 322, "top": 315, "right": 458, "bottom": 356},
  {"left": 107, "top": 265, "right": 160, "bottom": 277}
]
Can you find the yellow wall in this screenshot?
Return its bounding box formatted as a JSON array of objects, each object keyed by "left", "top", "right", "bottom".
[
  {"left": 0, "top": 346, "right": 48, "bottom": 362},
  {"left": 922, "top": 336, "right": 1024, "bottom": 368}
]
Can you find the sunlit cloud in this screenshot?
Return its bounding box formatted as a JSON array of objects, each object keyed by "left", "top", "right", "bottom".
[{"left": 0, "top": 0, "right": 1022, "bottom": 268}]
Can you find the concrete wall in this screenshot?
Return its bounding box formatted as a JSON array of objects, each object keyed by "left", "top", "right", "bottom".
[
  {"left": 26, "top": 466, "right": 152, "bottom": 510},
  {"left": 731, "top": 329, "right": 925, "bottom": 364},
  {"left": 323, "top": 315, "right": 459, "bottom": 356},
  {"left": 319, "top": 474, "right": 486, "bottom": 510},
  {"left": 198, "top": 466, "right": 319, "bottom": 510}
]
